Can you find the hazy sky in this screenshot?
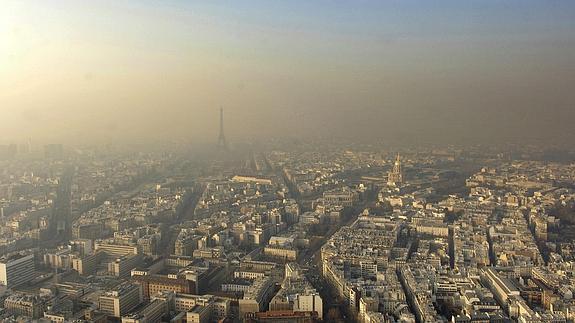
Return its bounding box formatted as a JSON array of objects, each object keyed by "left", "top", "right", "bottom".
[{"left": 1, "top": 0, "right": 574, "bottom": 146}]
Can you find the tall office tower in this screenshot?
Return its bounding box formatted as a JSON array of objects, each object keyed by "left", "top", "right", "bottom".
[
  {"left": 217, "top": 108, "right": 228, "bottom": 151},
  {"left": 0, "top": 254, "right": 35, "bottom": 289},
  {"left": 387, "top": 153, "right": 403, "bottom": 186}
]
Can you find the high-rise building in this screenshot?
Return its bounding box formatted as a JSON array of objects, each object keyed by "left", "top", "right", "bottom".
[
  {"left": 70, "top": 239, "right": 93, "bottom": 256},
  {"left": 387, "top": 153, "right": 403, "bottom": 186},
  {"left": 99, "top": 283, "right": 143, "bottom": 318},
  {"left": 0, "top": 253, "right": 35, "bottom": 289},
  {"left": 121, "top": 298, "right": 167, "bottom": 323},
  {"left": 108, "top": 254, "right": 143, "bottom": 278},
  {"left": 132, "top": 274, "right": 196, "bottom": 300},
  {"left": 71, "top": 251, "right": 104, "bottom": 276},
  {"left": 239, "top": 277, "right": 275, "bottom": 317},
  {"left": 43, "top": 248, "right": 72, "bottom": 270},
  {"left": 95, "top": 242, "right": 139, "bottom": 261}
]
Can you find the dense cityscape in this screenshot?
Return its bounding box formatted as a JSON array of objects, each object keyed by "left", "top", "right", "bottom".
[
  {"left": 0, "top": 127, "right": 574, "bottom": 323},
  {"left": 3, "top": 1, "right": 575, "bottom": 322}
]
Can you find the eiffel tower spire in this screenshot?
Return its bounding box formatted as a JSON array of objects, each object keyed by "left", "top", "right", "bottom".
[{"left": 217, "top": 108, "right": 228, "bottom": 151}]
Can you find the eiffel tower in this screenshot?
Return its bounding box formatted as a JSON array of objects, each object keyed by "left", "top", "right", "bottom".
[{"left": 217, "top": 108, "right": 228, "bottom": 151}]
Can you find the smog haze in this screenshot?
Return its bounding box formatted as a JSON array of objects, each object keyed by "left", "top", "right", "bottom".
[{"left": 1, "top": 0, "right": 575, "bottom": 146}]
